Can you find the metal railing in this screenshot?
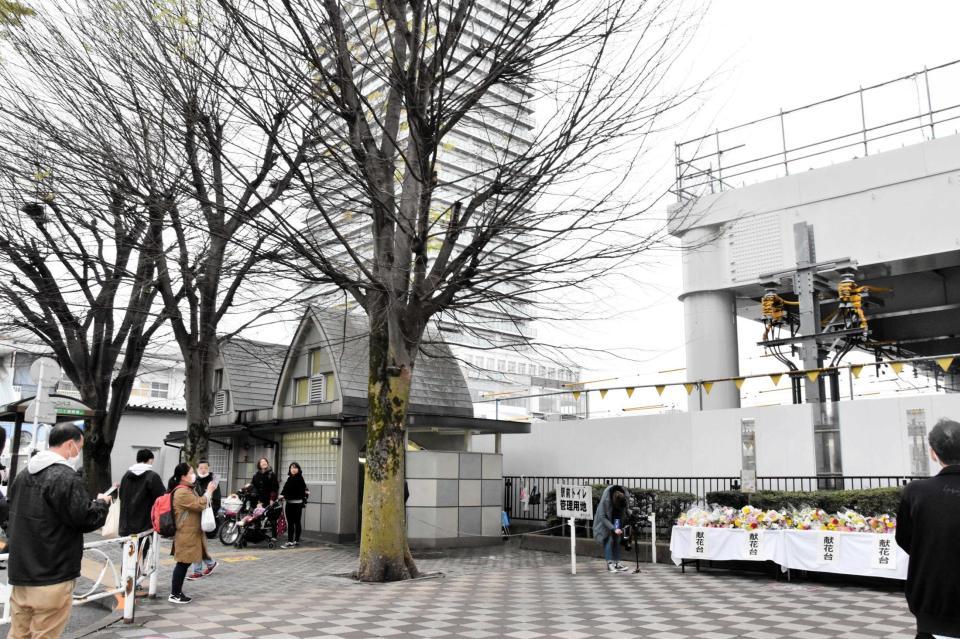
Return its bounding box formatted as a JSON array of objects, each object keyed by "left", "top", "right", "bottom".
[
  {"left": 0, "top": 531, "right": 161, "bottom": 626},
  {"left": 503, "top": 475, "right": 923, "bottom": 522},
  {"left": 675, "top": 59, "right": 960, "bottom": 200}
]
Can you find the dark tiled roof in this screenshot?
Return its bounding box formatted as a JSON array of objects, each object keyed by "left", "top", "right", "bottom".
[
  {"left": 219, "top": 339, "right": 288, "bottom": 411},
  {"left": 309, "top": 307, "right": 473, "bottom": 418}
]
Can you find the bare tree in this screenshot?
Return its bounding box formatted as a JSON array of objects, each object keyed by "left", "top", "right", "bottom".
[
  {"left": 219, "top": 0, "right": 698, "bottom": 580},
  {"left": 0, "top": 0, "right": 315, "bottom": 465}
]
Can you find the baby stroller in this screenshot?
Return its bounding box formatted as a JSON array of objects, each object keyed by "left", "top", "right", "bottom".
[
  {"left": 218, "top": 487, "right": 254, "bottom": 547},
  {"left": 233, "top": 500, "right": 284, "bottom": 549}
]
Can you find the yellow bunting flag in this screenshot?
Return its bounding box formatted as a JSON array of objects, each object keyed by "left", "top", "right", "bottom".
[
  {"left": 851, "top": 365, "right": 863, "bottom": 379},
  {"left": 936, "top": 357, "right": 955, "bottom": 372},
  {"left": 703, "top": 382, "right": 714, "bottom": 394},
  {"left": 683, "top": 383, "right": 695, "bottom": 395},
  {"left": 770, "top": 373, "right": 782, "bottom": 386},
  {"left": 806, "top": 370, "right": 820, "bottom": 383},
  {"left": 626, "top": 387, "right": 635, "bottom": 398},
  {"left": 572, "top": 391, "right": 581, "bottom": 401},
  {"left": 890, "top": 362, "right": 904, "bottom": 375},
  {"left": 599, "top": 389, "right": 608, "bottom": 400},
  {"left": 655, "top": 385, "right": 666, "bottom": 396},
  {"left": 734, "top": 378, "right": 746, "bottom": 390}
]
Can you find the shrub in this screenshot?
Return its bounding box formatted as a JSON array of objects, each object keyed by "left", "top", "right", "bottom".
[
  {"left": 704, "top": 487, "right": 902, "bottom": 516},
  {"left": 544, "top": 484, "right": 696, "bottom": 537}
]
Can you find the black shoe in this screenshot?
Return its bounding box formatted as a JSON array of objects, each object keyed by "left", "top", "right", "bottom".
[{"left": 168, "top": 593, "right": 192, "bottom": 604}]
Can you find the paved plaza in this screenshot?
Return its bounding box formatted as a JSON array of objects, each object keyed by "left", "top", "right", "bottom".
[{"left": 78, "top": 539, "right": 919, "bottom": 639}]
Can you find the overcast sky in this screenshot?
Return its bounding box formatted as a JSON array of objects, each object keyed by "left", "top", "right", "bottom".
[{"left": 549, "top": 0, "right": 960, "bottom": 415}]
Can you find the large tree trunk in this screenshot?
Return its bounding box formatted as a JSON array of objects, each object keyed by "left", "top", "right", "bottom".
[
  {"left": 356, "top": 319, "right": 420, "bottom": 582},
  {"left": 81, "top": 413, "right": 113, "bottom": 497},
  {"left": 183, "top": 342, "right": 216, "bottom": 465}
]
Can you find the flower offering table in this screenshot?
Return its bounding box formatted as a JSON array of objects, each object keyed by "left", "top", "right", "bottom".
[{"left": 671, "top": 527, "right": 907, "bottom": 580}]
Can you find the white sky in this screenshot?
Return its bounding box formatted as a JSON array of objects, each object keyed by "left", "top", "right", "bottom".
[{"left": 545, "top": 0, "right": 960, "bottom": 415}]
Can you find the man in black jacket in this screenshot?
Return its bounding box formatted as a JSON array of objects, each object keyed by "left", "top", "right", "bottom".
[
  {"left": 7, "top": 424, "right": 111, "bottom": 638},
  {"left": 896, "top": 418, "right": 960, "bottom": 639},
  {"left": 118, "top": 449, "right": 166, "bottom": 536}
]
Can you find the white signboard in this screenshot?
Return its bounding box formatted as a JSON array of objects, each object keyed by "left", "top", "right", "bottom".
[
  {"left": 817, "top": 532, "right": 840, "bottom": 564},
  {"left": 743, "top": 530, "right": 764, "bottom": 560},
  {"left": 25, "top": 401, "right": 56, "bottom": 424},
  {"left": 556, "top": 484, "right": 593, "bottom": 520},
  {"left": 870, "top": 535, "right": 897, "bottom": 570},
  {"left": 690, "top": 527, "right": 708, "bottom": 558}
]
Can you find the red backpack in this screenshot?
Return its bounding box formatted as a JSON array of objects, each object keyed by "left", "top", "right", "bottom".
[{"left": 152, "top": 486, "right": 187, "bottom": 537}]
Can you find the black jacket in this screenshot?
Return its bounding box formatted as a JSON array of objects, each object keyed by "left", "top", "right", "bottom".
[
  {"left": 118, "top": 466, "right": 166, "bottom": 536},
  {"left": 280, "top": 473, "right": 308, "bottom": 502},
  {"left": 251, "top": 469, "right": 279, "bottom": 505},
  {"left": 195, "top": 473, "right": 222, "bottom": 513},
  {"left": 7, "top": 456, "right": 109, "bottom": 586},
  {"left": 896, "top": 465, "right": 960, "bottom": 636}
]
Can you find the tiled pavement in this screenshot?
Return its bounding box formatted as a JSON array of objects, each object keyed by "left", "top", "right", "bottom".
[{"left": 87, "top": 540, "right": 919, "bottom": 639}]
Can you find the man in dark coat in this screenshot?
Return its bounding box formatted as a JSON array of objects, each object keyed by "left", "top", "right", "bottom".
[
  {"left": 896, "top": 418, "right": 960, "bottom": 639},
  {"left": 7, "top": 424, "right": 111, "bottom": 638},
  {"left": 593, "top": 484, "right": 629, "bottom": 572},
  {"left": 118, "top": 449, "right": 166, "bottom": 536}
]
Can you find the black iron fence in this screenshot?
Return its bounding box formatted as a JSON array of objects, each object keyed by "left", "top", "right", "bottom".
[{"left": 503, "top": 475, "right": 924, "bottom": 523}]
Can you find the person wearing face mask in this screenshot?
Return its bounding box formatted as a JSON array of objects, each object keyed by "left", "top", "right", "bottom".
[
  {"left": 6, "top": 423, "right": 111, "bottom": 638},
  {"left": 168, "top": 462, "right": 216, "bottom": 604},
  {"left": 187, "top": 460, "right": 220, "bottom": 580}
]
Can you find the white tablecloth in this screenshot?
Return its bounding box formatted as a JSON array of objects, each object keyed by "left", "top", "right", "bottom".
[{"left": 671, "top": 527, "right": 907, "bottom": 580}]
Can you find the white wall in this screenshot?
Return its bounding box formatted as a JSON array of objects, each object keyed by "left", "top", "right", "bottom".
[
  {"left": 110, "top": 410, "right": 185, "bottom": 486},
  {"left": 483, "top": 394, "right": 960, "bottom": 479}
]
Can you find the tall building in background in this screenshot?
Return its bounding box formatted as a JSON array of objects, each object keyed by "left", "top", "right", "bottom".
[{"left": 304, "top": 1, "right": 584, "bottom": 420}]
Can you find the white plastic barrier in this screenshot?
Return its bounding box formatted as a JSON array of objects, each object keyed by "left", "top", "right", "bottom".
[{"left": 0, "top": 531, "right": 161, "bottom": 625}]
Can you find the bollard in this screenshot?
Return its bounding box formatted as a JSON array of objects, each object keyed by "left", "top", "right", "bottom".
[
  {"left": 648, "top": 513, "right": 657, "bottom": 564},
  {"left": 121, "top": 536, "right": 138, "bottom": 623},
  {"left": 569, "top": 518, "right": 577, "bottom": 575},
  {"left": 148, "top": 532, "right": 160, "bottom": 598}
]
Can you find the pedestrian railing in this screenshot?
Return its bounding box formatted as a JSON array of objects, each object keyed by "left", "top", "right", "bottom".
[
  {"left": 0, "top": 530, "right": 161, "bottom": 626},
  {"left": 503, "top": 475, "right": 924, "bottom": 523}
]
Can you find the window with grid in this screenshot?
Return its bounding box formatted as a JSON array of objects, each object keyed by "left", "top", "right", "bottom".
[
  {"left": 281, "top": 430, "right": 338, "bottom": 483},
  {"left": 150, "top": 382, "right": 169, "bottom": 399}
]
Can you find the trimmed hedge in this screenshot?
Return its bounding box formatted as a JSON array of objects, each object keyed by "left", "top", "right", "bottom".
[
  {"left": 544, "top": 485, "right": 696, "bottom": 536},
  {"left": 705, "top": 487, "right": 902, "bottom": 516}
]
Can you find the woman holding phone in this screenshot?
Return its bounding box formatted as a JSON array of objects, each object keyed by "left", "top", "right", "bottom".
[{"left": 186, "top": 460, "right": 219, "bottom": 581}]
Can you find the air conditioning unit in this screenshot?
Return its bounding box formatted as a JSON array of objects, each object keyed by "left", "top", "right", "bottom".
[
  {"left": 213, "top": 390, "right": 229, "bottom": 415},
  {"left": 309, "top": 375, "right": 326, "bottom": 403}
]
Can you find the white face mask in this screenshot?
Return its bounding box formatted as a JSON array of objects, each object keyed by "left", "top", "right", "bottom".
[
  {"left": 197, "top": 471, "right": 210, "bottom": 478},
  {"left": 67, "top": 441, "right": 82, "bottom": 470},
  {"left": 185, "top": 473, "right": 196, "bottom": 485}
]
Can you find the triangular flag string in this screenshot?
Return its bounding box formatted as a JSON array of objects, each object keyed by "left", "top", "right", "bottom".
[
  {"left": 850, "top": 365, "right": 863, "bottom": 379},
  {"left": 770, "top": 374, "right": 782, "bottom": 386},
  {"left": 655, "top": 385, "right": 666, "bottom": 396},
  {"left": 572, "top": 391, "right": 581, "bottom": 401},
  {"left": 702, "top": 382, "right": 714, "bottom": 394},
  {"left": 890, "top": 362, "right": 904, "bottom": 375},
  {"left": 734, "top": 378, "right": 746, "bottom": 390},
  {"left": 626, "top": 387, "right": 635, "bottom": 398},
  {"left": 936, "top": 357, "right": 955, "bottom": 373},
  {"left": 599, "top": 389, "right": 608, "bottom": 399},
  {"left": 806, "top": 370, "right": 820, "bottom": 383},
  {"left": 683, "top": 383, "right": 695, "bottom": 395}
]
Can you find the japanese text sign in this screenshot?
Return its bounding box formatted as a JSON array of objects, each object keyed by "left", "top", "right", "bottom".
[{"left": 556, "top": 484, "right": 593, "bottom": 520}]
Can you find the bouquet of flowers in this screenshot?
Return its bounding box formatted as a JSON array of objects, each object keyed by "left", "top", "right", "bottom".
[{"left": 677, "top": 505, "right": 896, "bottom": 533}]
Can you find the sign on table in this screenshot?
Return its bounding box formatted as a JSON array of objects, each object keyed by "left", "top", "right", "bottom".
[
  {"left": 691, "top": 528, "right": 708, "bottom": 557},
  {"left": 818, "top": 532, "right": 840, "bottom": 564},
  {"left": 743, "top": 530, "right": 763, "bottom": 559},
  {"left": 556, "top": 484, "right": 593, "bottom": 519},
  {"left": 870, "top": 535, "right": 897, "bottom": 570}
]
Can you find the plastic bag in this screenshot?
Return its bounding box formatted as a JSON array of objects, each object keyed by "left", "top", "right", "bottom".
[
  {"left": 201, "top": 503, "right": 216, "bottom": 533},
  {"left": 100, "top": 500, "right": 120, "bottom": 538}
]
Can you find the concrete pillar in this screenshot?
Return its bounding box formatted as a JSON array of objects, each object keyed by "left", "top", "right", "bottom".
[{"left": 681, "top": 289, "right": 741, "bottom": 410}]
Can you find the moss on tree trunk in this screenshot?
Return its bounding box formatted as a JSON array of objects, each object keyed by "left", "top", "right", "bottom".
[{"left": 356, "top": 321, "right": 420, "bottom": 582}]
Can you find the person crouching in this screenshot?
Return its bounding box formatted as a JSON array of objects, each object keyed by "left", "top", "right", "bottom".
[{"left": 593, "top": 485, "right": 629, "bottom": 572}]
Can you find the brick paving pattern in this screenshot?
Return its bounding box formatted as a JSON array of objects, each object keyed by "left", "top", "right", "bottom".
[{"left": 85, "top": 540, "right": 918, "bottom": 639}]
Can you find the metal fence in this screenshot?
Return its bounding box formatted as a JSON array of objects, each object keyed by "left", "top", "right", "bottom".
[
  {"left": 503, "top": 475, "right": 923, "bottom": 523},
  {"left": 0, "top": 531, "right": 161, "bottom": 626},
  {"left": 675, "top": 59, "right": 960, "bottom": 199}
]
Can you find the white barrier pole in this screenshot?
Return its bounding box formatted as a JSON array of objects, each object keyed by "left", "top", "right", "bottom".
[
  {"left": 121, "top": 536, "right": 138, "bottom": 623},
  {"left": 148, "top": 532, "right": 160, "bottom": 598},
  {"left": 569, "top": 518, "right": 576, "bottom": 575},
  {"left": 649, "top": 513, "right": 657, "bottom": 564}
]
